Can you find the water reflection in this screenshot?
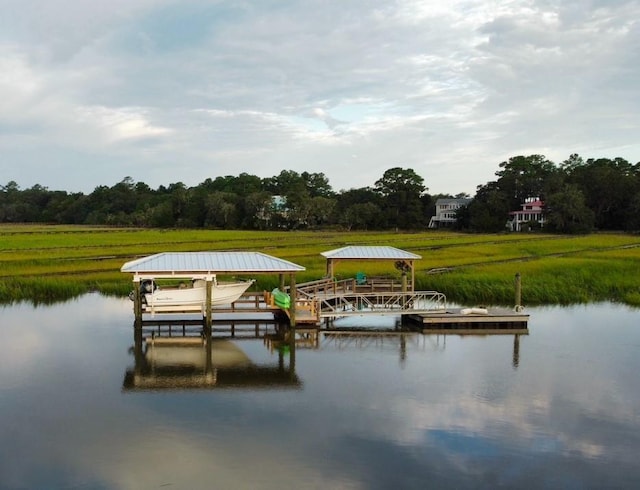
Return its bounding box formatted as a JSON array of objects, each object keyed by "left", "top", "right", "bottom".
[
  {"left": 124, "top": 321, "right": 301, "bottom": 390},
  {"left": 1, "top": 297, "right": 640, "bottom": 489}
]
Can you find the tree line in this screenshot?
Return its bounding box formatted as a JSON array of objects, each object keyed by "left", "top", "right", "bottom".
[
  {"left": 1, "top": 154, "right": 638, "bottom": 232},
  {"left": 0, "top": 168, "right": 431, "bottom": 230},
  {"left": 458, "top": 154, "right": 640, "bottom": 233}
]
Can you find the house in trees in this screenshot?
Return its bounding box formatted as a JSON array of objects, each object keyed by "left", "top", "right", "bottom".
[
  {"left": 428, "top": 198, "right": 471, "bottom": 228},
  {"left": 507, "top": 198, "right": 545, "bottom": 231},
  {"left": 256, "top": 195, "right": 289, "bottom": 227}
]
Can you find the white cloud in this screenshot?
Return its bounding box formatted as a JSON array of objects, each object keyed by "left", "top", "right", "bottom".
[
  {"left": 73, "top": 106, "right": 172, "bottom": 142},
  {"left": 0, "top": 0, "right": 638, "bottom": 193}
]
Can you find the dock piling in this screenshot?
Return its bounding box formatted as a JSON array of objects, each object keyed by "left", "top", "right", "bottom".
[
  {"left": 205, "top": 277, "right": 213, "bottom": 330},
  {"left": 133, "top": 277, "right": 142, "bottom": 328},
  {"left": 514, "top": 272, "right": 523, "bottom": 312}
]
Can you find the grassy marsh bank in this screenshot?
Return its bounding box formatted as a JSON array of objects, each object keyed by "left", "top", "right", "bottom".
[{"left": 1, "top": 224, "right": 640, "bottom": 306}]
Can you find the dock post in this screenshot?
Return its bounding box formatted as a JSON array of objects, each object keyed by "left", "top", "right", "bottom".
[
  {"left": 401, "top": 272, "right": 408, "bottom": 308},
  {"left": 133, "top": 277, "right": 142, "bottom": 328},
  {"left": 514, "top": 272, "right": 522, "bottom": 312},
  {"left": 289, "top": 273, "right": 297, "bottom": 327},
  {"left": 205, "top": 277, "right": 213, "bottom": 330}
]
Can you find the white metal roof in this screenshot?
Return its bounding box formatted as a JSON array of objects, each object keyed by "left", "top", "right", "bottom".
[
  {"left": 121, "top": 251, "right": 305, "bottom": 275},
  {"left": 435, "top": 197, "right": 472, "bottom": 205},
  {"left": 321, "top": 246, "right": 421, "bottom": 260}
]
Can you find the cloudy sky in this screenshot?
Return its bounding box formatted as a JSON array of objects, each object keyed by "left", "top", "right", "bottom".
[{"left": 1, "top": 0, "right": 638, "bottom": 195}]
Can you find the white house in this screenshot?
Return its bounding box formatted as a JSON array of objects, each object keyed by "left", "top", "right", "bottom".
[
  {"left": 507, "top": 198, "right": 545, "bottom": 231},
  {"left": 256, "top": 195, "right": 289, "bottom": 225},
  {"left": 428, "top": 198, "right": 471, "bottom": 228}
]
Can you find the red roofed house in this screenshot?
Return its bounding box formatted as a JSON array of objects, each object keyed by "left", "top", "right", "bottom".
[{"left": 508, "top": 198, "right": 545, "bottom": 231}]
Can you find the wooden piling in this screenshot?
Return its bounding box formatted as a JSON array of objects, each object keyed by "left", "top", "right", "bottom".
[
  {"left": 514, "top": 272, "right": 522, "bottom": 312},
  {"left": 133, "top": 277, "right": 142, "bottom": 327},
  {"left": 289, "top": 273, "right": 297, "bottom": 326},
  {"left": 205, "top": 277, "right": 213, "bottom": 330}
]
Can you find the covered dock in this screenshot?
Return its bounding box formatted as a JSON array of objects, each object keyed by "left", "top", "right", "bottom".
[
  {"left": 321, "top": 245, "right": 421, "bottom": 291},
  {"left": 294, "top": 246, "right": 528, "bottom": 332},
  {"left": 121, "top": 248, "right": 528, "bottom": 332},
  {"left": 121, "top": 251, "right": 306, "bottom": 326},
  {"left": 294, "top": 245, "right": 437, "bottom": 322}
]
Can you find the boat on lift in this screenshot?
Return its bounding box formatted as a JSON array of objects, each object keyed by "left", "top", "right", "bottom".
[{"left": 131, "top": 276, "right": 255, "bottom": 311}]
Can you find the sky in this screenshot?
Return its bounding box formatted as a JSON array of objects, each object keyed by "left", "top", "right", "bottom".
[{"left": 1, "top": 0, "right": 639, "bottom": 196}]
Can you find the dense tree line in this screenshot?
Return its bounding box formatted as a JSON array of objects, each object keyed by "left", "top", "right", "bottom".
[
  {"left": 457, "top": 154, "right": 640, "bottom": 233},
  {"left": 0, "top": 168, "right": 431, "bottom": 230},
  {"left": 2, "top": 155, "right": 638, "bottom": 232}
]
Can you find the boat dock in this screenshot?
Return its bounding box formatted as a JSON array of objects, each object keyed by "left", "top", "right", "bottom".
[
  {"left": 122, "top": 247, "right": 529, "bottom": 333},
  {"left": 128, "top": 279, "right": 528, "bottom": 333}
]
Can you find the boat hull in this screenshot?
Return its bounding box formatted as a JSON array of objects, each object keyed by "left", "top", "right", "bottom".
[{"left": 143, "top": 280, "right": 254, "bottom": 311}]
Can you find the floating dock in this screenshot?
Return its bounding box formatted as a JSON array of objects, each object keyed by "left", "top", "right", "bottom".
[{"left": 405, "top": 307, "right": 529, "bottom": 334}]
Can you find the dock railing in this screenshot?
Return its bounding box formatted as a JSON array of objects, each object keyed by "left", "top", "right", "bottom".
[
  {"left": 354, "top": 276, "right": 405, "bottom": 293},
  {"left": 295, "top": 277, "right": 349, "bottom": 298},
  {"left": 314, "top": 290, "right": 447, "bottom": 318},
  {"left": 296, "top": 276, "right": 407, "bottom": 299},
  {"left": 290, "top": 278, "right": 447, "bottom": 322}
]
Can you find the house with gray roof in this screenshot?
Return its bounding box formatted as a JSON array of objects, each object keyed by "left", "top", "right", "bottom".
[{"left": 428, "top": 198, "right": 471, "bottom": 229}]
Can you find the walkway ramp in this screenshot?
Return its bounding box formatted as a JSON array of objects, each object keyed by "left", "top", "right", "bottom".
[{"left": 293, "top": 278, "right": 449, "bottom": 323}]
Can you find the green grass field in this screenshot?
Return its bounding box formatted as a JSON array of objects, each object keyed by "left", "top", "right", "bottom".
[{"left": 2, "top": 224, "right": 640, "bottom": 306}]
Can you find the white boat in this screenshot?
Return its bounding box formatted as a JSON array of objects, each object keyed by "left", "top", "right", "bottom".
[{"left": 134, "top": 277, "right": 255, "bottom": 311}]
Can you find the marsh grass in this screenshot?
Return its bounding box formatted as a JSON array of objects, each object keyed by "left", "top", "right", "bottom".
[
  {"left": 423, "top": 253, "right": 640, "bottom": 305},
  {"left": 2, "top": 224, "right": 640, "bottom": 306},
  {"left": 0, "top": 277, "right": 86, "bottom": 305}
]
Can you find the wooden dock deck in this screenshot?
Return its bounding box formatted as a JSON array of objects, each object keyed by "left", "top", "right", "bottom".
[
  {"left": 405, "top": 307, "right": 529, "bottom": 334},
  {"left": 134, "top": 279, "right": 529, "bottom": 333}
]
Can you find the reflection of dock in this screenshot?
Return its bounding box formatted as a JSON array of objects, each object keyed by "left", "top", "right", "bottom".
[
  {"left": 138, "top": 317, "right": 283, "bottom": 340},
  {"left": 123, "top": 321, "right": 301, "bottom": 391},
  {"left": 315, "top": 329, "right": 524, "bottom": 369},
  {"left": 264, "top": 327, "right": 320, "bottom": 352}
]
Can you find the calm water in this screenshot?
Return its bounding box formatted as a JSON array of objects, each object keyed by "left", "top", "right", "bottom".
[{"left": 1, "top": 295, "right": 639, "bottom": 489}]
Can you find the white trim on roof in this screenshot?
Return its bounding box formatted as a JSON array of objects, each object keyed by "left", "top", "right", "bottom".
[
  {"left": 321, "top": 246, "right": 421, "bottom": 260},
  {"left": 121, "top": 251, "right": 305, "bottom": 275}
]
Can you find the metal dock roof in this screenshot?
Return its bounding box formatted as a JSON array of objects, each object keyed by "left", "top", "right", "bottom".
[
  {"left": 121, "top": 251, "right": 305, "bottom": 275},
  {"left": 321, "top": 246, "right": 421, "bottom": 260}
]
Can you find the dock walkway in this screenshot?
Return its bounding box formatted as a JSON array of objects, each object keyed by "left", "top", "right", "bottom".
[{"left": 291, "top": 278, "right": 528, "bottom": 332}]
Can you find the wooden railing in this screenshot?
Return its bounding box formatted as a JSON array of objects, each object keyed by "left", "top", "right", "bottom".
[
  {"left": 354, "top": 276, "right": 405, "bottom": 293},
  {"left": 296, "top": 276, "right": 407, "bottom": 298}
]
